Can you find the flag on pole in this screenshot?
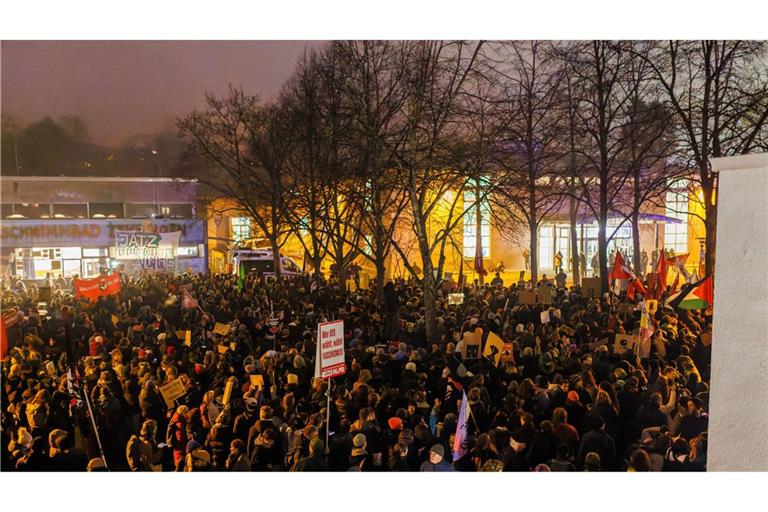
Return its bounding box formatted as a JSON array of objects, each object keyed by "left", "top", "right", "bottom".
[
  {"left": 665, "top": 276, "right": 713, "bottom": 310},
  {"left": 181, "top": 288, "right": 199, "bottom": 310},
  {"left": 637, "top": 301, "right": 654, "bottom": 358},
  {"left": 671, "top": 272, "right": 681, "bottom": 294},
  {"left": 452, "top": 391, "right": 470, "bottom": 461},
  {"left": 609, "top": 251, "right": 633, "bottom": 281}
]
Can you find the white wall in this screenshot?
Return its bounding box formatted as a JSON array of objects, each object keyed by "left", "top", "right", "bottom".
[{"left": 708, "top": 153, "right": 768, "bottom": 471}]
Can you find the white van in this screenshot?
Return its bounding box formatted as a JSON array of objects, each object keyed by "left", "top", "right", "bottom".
[{"left": 231, "top": 242, "right": 302, "bottom": 277}]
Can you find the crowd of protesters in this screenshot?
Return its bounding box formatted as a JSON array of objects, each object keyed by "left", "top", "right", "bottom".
[{"left": 1, "top": 268, "right": 711, "bottom": 472}]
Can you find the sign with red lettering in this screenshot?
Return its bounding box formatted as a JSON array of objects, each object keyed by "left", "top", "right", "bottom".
[
  {"left": 318, "top": 320, "right": 346, "bottom": 379},
  {"left": 74, "top": 274, "right": 121, "bottom": 302}
]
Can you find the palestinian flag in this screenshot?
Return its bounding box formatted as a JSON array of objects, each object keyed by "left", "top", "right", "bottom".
[{"left": 666, "top": 276, "right": 713, "bottom": 310}]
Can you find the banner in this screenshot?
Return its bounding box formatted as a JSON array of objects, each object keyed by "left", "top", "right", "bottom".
[
  {"left": 74, "top": 274, "right": 121, "bottom": 302},
  {"left": 115, "top": 230, "right": 181, "bottom": 274},
  {"left": 318, "top": 320, "right": 346, "bottom": 378},
  {"left": 213, "top": 322, "right": 231, "bottom": 336}
]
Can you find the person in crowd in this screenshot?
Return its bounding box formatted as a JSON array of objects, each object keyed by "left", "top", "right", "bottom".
[{"left": 0, "top": 270, "right": 711, "bottom": 472}]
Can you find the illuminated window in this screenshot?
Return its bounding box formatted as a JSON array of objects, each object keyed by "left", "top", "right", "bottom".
[
  {"left": 539, "top": 225, "right": 554, "bottom": 269},
  {"left": 231, "top": 217, "right": 251, "bottom": 242},
  {"left": 665, "top": 181, "right": 689, "bottom": 254},
  {"left": 53, "top": 203, "right": 88, "bottom": 219},
  {"left": 90, "top": 203, "right": 124, "bottom": 218},
  {"left": 463, "top": 185, "right": 491, "bottom": 258}
]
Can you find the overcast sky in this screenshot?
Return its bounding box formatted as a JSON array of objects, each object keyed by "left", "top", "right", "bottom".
[{"left": 1, "top": 40, "right": 321, "bottom": 146}]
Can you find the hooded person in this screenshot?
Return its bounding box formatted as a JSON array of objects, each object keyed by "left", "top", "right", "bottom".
[
  {"left": 126, "top": 419, "right": 163, "bottom": 471},
  {"left": 349, "top": 433, "right": 374, "bottom": 471}
]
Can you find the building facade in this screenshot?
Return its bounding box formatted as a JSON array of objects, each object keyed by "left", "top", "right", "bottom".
[{"left": 1, "top": 176, "right": 207, "bottom": 279}]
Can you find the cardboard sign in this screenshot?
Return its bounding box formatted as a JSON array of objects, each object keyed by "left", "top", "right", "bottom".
[
  {"left": 613, "top": 334, "right": 638, "bottom": 355},
  {"left": 359, "top": 272, "right": 370, "bottom": 290},
  {"left": 537, "top": 285, "right": 554, "bottom": 305},
  {"left": 483, "top": 331, "right": 504, "bottom": 366},
  {"left": 318, "top": 320, "right": 346, "bottom": 378},
  {"left": 461, "top": 327, "right": 482, "bottom": 359},
  {"left": 159, "top": 378, "right": 186, "bottom": 409},
  {"left": 249, "top": 374, "right": 264, "bottom": 390},
  {"left": 46, "top": 361, "right": 57, "bottom": 379},
  {"left": 540, "top": 310, "right": 551, "bottom": 324},
  {"left": 448, "top": 293, "right": 464, "bottom": 305},
  {"left": 184, "top": 330, "right": 192, "bottom": 347},
  {"left": 581, "top": 278, "right": 601, "bottom": 298},
  {"left": 213, "top": 322, "right": 231, "bottom": 336},
  {"left": 645, "top": 299, "right": 659, "bottom": 315},
  {"left": 519, "top": 290, "right": 537, "bottom": 305},
  {"left": 217, "top": 344, "right": 229, "bottom": 354},
  {"left": 222, "top": 379, "right": 234, "bottom": 406},
  {"left": 618, "top": 303, "right": 635, "bottom": 315}
]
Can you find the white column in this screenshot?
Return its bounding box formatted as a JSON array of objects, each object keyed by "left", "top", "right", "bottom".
[{"left": 708, "top": 153, "right": 768, "bottom": 471}]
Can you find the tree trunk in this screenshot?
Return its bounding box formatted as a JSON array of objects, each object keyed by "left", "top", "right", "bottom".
[
  {"left": 375, "top": 256, "right": 386, "bottom": 304},
  {"left": 422, "top": 270, "right": 438, "bottom": 343},
  {"left": 529, "top": 184, "right": 538, "bottom": 284},
  {"left": 569, "top": 194, "right": 580, "bottom": 285},
  {"left": 703, "top": 182, "right": 717, "bottom": 278},
  {"left": 632, "top": 210, "right": 642, "bottom": 276},
  {"left": 475, "top": 180, "right": 484, "bottom": 285},
  {"left": 270, "top": 237, "right": 282, "bottom": 282}
]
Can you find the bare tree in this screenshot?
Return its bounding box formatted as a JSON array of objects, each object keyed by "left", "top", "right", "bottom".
[
  {"left": 636, "top": 41, "right": 768, "bottom": 276},
  {"left": 177, "top": 86, "right": 292, "bottom": 279},
  {"left": 387, "top": 40, "right": 484, "bottom": 341},
  {"left": 487, "top": 41, "right": 568, "bottom": 285}
]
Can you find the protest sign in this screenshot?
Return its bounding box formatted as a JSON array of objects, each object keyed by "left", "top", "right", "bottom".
[
  {"left": 222, "top": 378, "right": 234, "bottom": 406},
  {"left": 216, "top": 344, "right": 229, "bottom": 354},
  {"left": 249, "top": 374, "right": 264, "bottom": 390},
  {"left": 645, "top": 299, "right": 659, "bottom": 315},
  {"left": 184, "top": 330, "right": 192, "bottom": 347},
  {"left": 537, "top": 284, "right": 554, "bottom": 305},
  {"left": 461, "top": 328, "right": 483, "bottom": 359},
  {"left": 159, "top": 378, "right": 186, "bottom": 409},
  {"left": 540, "top": 310, "right": 551, "bottom": 324},
  {"left": 614, "top": 333, "right": 638, "bottom": 355},
  {"left": 581, "top": 278, "right": 601, "bottom": 298},
  {"left": 483, "top": 331, "right": 504, "bottom": 366},
  {"left": 213, "top": 322, "right": 231, "bottom": 336},
  {"left": 448, "top": 293, "right": 464, "bottom": 305},
  {"left": 519, "top": 290, "right": 537, "bottom": 305},
  {"left": 318, "top": 320, "right": 346, "bottom": 378}
]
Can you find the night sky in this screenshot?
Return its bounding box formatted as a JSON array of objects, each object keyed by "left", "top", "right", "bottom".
[{"left": 1, "top": 40, "right": 321, "bottom": 146}]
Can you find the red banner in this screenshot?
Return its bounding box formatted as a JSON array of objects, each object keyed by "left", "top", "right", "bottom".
[{"left": 74, "top": 274, "right": 122, "bottom": 302}]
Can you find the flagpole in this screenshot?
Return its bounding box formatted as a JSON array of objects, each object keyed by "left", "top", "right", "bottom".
[
  {"left": 62, "top": 307, "right": 109, "bottom": 470},
  {"left": 325, "top": 377, "right": 332, "bottom": 450}
]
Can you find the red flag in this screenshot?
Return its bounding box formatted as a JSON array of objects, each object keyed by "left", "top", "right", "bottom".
[
  {"left": 654, "top": 253, "right": 669, "bottom": 299},
  {"left": 474, "top": 243, "right": 487, "bottom": 277},
  {"left": 627, "top": 278, "right": 647, "bottom": 301},
  {"left": 609, "top": 252, "right": 633, "bottom": 281},
  {"left": 74, "top": 274, "right": 121, "bottom": 302},
  {"left": 692, "top": 276, "right": 714, "bottom": 307},
  {"left": 181, "top": 288, "right": 199, "bottom": 310}
]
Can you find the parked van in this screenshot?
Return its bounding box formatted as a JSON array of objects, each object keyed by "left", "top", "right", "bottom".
[{"left": 231, "top": 242, "right": 302, "bottom": 276}]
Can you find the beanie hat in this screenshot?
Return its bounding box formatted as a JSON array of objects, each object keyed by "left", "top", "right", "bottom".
[
  {"left": 388, "top": 417, "right": 404, "bottom": 431},
  {"left": 186, "top": 440, "right": 202, "bottom": 453},
  {"left": 353, "top": 433, "right": 366, "bottom": 448},
  {"left": 567, "top": 391, "right": 579, "bottom": 402},
  {"left": 430, "top": 444, "right": 445, "bottom": 458}
]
